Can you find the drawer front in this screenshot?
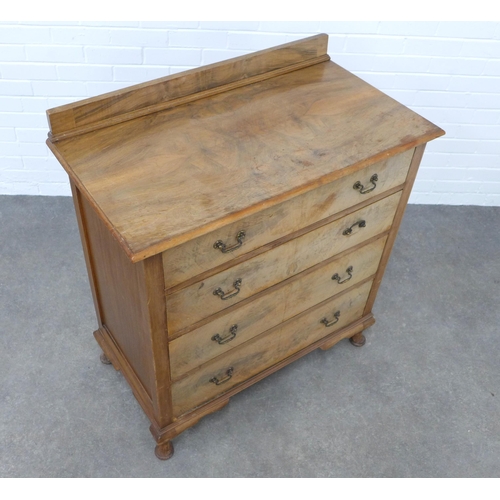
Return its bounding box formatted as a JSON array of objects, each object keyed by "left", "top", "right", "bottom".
[
  {"left": 169, "top": 235, "right": 387, "bottom": 378},
  {"left": 171, "top": 280, "right": 373, "bottom": 417},
  {"left": 166, "top": 191, "right": 401, "bottom": 333},
  {"left": 162, "top": 148, "right": 414, "bottom": 289}
]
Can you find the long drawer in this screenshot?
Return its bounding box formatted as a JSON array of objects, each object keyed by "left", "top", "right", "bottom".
[
  {"left": 166, "top": 191, "right": 401, "bottom": 333},
  {"left": 162, "top": 148, "right": 414, "bottom": 289},
  {"left": 171, "top": 280, "right": 373, "bottom": 417},
  {"left": 169, "top": 235, "right": 386, "bottom": 378}
]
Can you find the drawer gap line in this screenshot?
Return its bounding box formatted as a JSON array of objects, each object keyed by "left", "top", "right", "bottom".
[
  {"left": 167, "top": 232, "right": 389, "bottom": 341},
  {"left": 169, "top": 275, "right": 376, "bottom": 383},
  {"left": 165, "top": 185, "right": 403, "bottom": 296},
  {"left": 154, "top": 313, "right": 375, "bottom": 438}
]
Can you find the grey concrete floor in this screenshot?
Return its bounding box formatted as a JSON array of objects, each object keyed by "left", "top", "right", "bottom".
[{"left": 0, "top": 195, "right": 499, "bottom": 477}]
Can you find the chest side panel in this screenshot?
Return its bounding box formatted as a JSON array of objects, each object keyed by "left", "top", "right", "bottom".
[{"left": 79, "top": 192, "right": 156, "bottom": 399}]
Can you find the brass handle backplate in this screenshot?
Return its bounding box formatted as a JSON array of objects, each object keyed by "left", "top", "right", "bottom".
[
  {"left": 213, "top": 278, "right": 242, "bottom": 300},
  {"left": 332, "top": 266, "right": 353, "bottom": 284},
  {"left": 343, "top": 220, "right": 366, "bottom": 236},
  {"left": 212, "top": 324, "right": 238, "bottom": 345},
  {"left": 209, "top": 367, "right": 234, "bottom": 385},
  {"left": 353, "top": 174, "right": 378, "bottom": 194},
  {"left": 320, "top": 311, "right": 340, "bottom": 327},
  {"left": 213, "top": 230, "right": 246, "bottom": 253}
]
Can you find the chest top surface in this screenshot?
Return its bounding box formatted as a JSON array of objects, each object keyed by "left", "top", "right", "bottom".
[{"left": 47, "top": 36, "right": 444, "bottom": 262}]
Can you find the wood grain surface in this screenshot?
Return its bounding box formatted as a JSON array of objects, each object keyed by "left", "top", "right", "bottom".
[
  {"left": 151, "top": 314, "right": 376, "bottom": 443},
  {"left": 162, "top": 149, "right": 413, "bottom": 289},
  {"left": 169, "top": 235, "right": 387, "bottom": 379},
  {"left": 47, "top": 60, "right": 443, "bottom": 262},
  {"left": 171, "top": 280, "right": 373, "bottom": 416},
  {"left": 47, "top": 34, "right": 329, "bottom": 140},
  {"left": 46, "top": 34, "right": 445, "bottom": 458},
  {"left": 78, "top": 192, "right": 155, "bottom": 397},
  {"left": 166, "top": 191, "right": 401, "bottom": 332}
]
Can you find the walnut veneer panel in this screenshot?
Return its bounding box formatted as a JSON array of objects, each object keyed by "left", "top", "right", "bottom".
[
  {"left": 167, "top": 192, "right": 401, "bottom": 332},
  {"left": 162, "top": 149, "right": 413, "bottom": 289},
  {"left": 77, "top": 191, "right": 155, "bottom": 397},
  {"left": 47, "top": 61, "right": 443, "bottom": 262},
  {"left": 171, "top": 280, "right": 373, "bottom": 416},
  {"left": 47, "top": 35, "right": 329, "bottom": 139},
  {"left": 169, "top": 235, "right": 387, "bottom": 378}
]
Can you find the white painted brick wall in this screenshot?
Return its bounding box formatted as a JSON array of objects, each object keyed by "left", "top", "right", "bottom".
[{"left": 0, "top": 21, "right": 499, "bottom": 205}]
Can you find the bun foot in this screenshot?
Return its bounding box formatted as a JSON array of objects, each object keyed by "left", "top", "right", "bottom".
[
  {"left": 155, "top": 441, "right": 174, "bottom": 460},
  {"left": 349, "top": 332, "right": 366, "bottom": 347},
  {"left": 100, "top": 353, "right": 112, "bottom": 365}
]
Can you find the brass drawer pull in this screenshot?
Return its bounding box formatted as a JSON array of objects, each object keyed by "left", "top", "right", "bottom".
[
  {"left": 213, "top": 230, "right": 246, "bottom": 253},
  {"left": 353, "top": 173, "right": 378, "bottom": 194},
  {"left": 213, "top": 278, "right": 242, "bottom": 300},
  {"left": 332, "top": 266, "right": 353, "bottom": 284},
  {"left": 343, "top": 220, "right": 366, "bottom": 236},
  {"left": 212, "top": 324, "right": 238, "bottom": 344},
  {"left": 210, "top": 367, "right": 234, "bottom": 385},
  {"left": 320, "top": 311, "right": 340, "bottom": 327}
]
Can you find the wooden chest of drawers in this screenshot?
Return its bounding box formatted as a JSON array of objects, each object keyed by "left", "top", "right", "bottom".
[{"left": 46, "top": 34, "right": 444, "bottom": 460}]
